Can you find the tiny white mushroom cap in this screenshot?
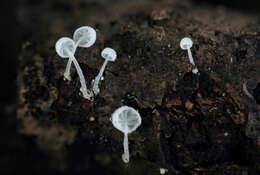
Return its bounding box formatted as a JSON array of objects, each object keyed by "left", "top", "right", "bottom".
[
  {"left": 101, "top": 48, "right": 117, "bottom": 62},
  {"left": 112, "top": 106, "right": 141, "bottom": 134},
  {"left": 180, "top": 37, "right": 193, "bottom": 50},
  {"left": 55, "top": 37, "right": 76, "bottom": 58},
  {"left": 73, "top": 26, "right": 96, "bottom": 48}
]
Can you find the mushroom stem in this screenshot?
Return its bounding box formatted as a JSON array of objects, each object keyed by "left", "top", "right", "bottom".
[
  {"left": 187, "top": 47, "right": 199, "bottom": 74},
  {"left": 64, "top": 58, "right": 73, "bottom": 81},
  {"left": 75, "top": 37, "right": 83, "bottom": 48},
  {"left": 122, "top": 132, "right": 129, "bottom": 163},
  {"left": 92, "top": 59, "right": 109, "bottom": 95},
  {"left": 65, "top": 47, "right": 93, "bottom": 100},
  {"left": 63, "top": 37, "right": 84, "bottom": 81},
  {"left": 187, "top": 48, "right": 195, "bottom": 66}
]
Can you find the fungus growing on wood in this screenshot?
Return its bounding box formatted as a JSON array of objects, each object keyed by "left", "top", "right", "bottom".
[
  {"left": 92, "top": 48, "right": 117, "bottom": 95},
  {"left": 111, "top": 106, "right": 142, "bottom": 163},
  {"left": 55, "top": 37, "right": 93, "bottom": 100},
  {"left": 63, "top": 26, "right": 96, "bottom": 81},
  {"left": 180, "top": 37, "right": 199, "bottom": 74}
]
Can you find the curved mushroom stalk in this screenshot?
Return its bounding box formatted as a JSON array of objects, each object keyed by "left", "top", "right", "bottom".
[
  {"left": 55, "top": 37, "right": 93, "bottom": 100},
  {"left": 64, "top": 59, "right": 73, "bottom": 81},
  {"left": 66, "top": 49, "right": 93, "bottom": 100},
  {"left": 92, "top": 59, "right": 109, "bottom": 95},
  {"left": 243, "top": 81, "right": 254, "bottom": 100}
]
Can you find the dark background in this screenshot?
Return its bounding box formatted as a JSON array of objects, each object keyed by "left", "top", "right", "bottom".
[{"left": 0, "top": 0, "right": 259, "bottom": 173}]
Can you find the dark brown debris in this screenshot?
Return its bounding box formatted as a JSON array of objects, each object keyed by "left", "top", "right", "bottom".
[{"left": 16, "top": 0, "right": 260, "bottom": 174}]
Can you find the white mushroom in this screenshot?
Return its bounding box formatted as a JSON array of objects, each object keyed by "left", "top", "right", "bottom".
[
  {"left": 63, "top": 26, "right": 96, "bottom": 81},
  {"left": 111, "top": 106, "right": 142, "bottom": 163},
  {"left": 55, "top": 37, "right": 93, "bottom": 100},
  {"left": 92, "top": 48, "right": 117, "bottom": 95},
  {"left": 180, "top": 37, "right": 199, "bottom": 74}
]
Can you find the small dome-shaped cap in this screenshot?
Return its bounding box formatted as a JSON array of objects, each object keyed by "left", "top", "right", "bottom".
[
  {"left": 55, "top": 37, "right": 76, "bottom": 58},
  {"left": 73, "top": 26, "right": 96, "bottom": 48},
  {"left": 112, "top": 106, "right": 141, "bottom": 134},
  {"left": 180, "top": 37, "right": 193, "bottom": 50},
  {"left": 101, "top": 48, "right": 117, "bottom": 61}
]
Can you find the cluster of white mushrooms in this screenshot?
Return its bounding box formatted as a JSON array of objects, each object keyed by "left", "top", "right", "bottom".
[
  {"left": 55, "top": 26, "right": 198, "bottom": 165},
  {"left": 55, "top": 26, "right": 117, "bottom": 100},
  {"left": 56, "top": 26, "right": 197, "bottom": 100}
]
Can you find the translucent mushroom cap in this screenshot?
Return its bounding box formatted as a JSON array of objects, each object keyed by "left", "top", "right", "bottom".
[
  {"left": 101, "top": 48, "right": 117, "bottom": 61},
  {"left": 180, "top": 37, "right": 193, "bottom": 50},
  {"left": 55, "top": 37, "right": 76, "bottom": 58},
  {"left": 112, "top": 106, "right": 142, "bottom": 134},
  {"left": 73, "top": 26, "right": 96, "bottom": 48}
]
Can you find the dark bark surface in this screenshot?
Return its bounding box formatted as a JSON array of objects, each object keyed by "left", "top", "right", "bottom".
[{"left": 16, "top": 0, "right": 260, "bottom": 174}]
